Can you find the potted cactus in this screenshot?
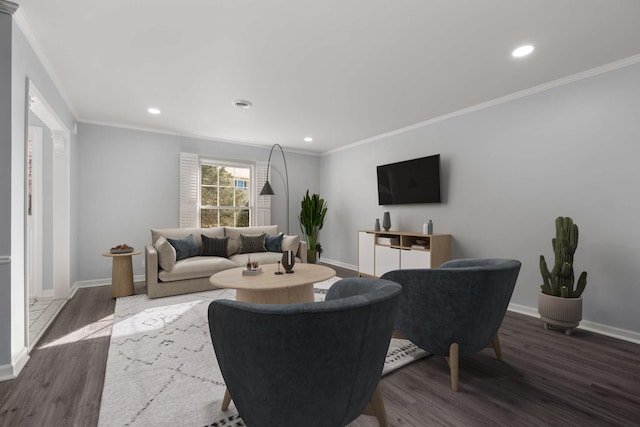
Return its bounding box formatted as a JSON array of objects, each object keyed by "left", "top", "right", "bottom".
[{"left": 538, "top": 217, "right": 588, "bottom": 335}]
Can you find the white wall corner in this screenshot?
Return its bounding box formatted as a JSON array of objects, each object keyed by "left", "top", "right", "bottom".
[{"left": 0, "top": 346, "right": 28, "bottom": 382}]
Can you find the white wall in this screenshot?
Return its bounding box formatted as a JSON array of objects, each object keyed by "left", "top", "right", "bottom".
[
  {"left": 28, "top": 112, "right": 54, "bottom": 292},
  {"left": 1, "top": 17, "right": 76, "bottom": 373},
  {"left": 320, "top": 61, "right": 640, "bottom": 333},
  {"left": 76, "top": 123, "right": 321, "bottom": 282},
  {"left": 0, "top": 12, "right": 13, "bottom": 368}
]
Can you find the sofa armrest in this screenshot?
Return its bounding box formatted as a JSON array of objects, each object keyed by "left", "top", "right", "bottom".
[
  {"left": 298, "top": 241, "right": 308, "bottom": 263},
  {"left": 145, "top": 244, "right": 158, "bottom": 291}
]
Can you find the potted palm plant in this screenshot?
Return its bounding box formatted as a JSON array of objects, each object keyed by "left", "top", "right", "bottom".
[
  {"left": 538, "top": 216, "right": 588, "bottom": 335},
  {"left": 299, "top": 190, "right": 327, "bottom": 263}
]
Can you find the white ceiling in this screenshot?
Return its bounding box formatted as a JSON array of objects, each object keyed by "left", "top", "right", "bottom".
[{"left": 15, "top": 0, "right": 640, "bottom": 154}]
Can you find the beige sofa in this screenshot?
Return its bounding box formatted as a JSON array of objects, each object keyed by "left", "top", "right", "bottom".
[{"left": 145, "top": 225, "right": 306, "bottom": 298}]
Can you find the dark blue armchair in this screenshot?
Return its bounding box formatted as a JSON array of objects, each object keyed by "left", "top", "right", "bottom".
[
  {"left": 382, "top": 258, "right": 521, "bottom": 391},
  {"left": 208, "top": 277, "right": 402, "bottom": 426}
]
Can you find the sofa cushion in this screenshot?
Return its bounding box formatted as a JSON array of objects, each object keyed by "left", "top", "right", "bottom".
[
  {"left": 239, "top": 233, "right": 267, "bottom": 254},
  {"left": 282, "top": 234, "right": 301, "bottom": 253},
  {"left": 201, "top": 235, "right": 228, "bottom": 258},
  {"left": 152, "top": 227, "right": 224, "bottom": 251},
  {"left": 167, "top": 234, "right": 200, "bottom": 261},
  {"left": 158, "top": 256, "right": 238, "bottom": 282},
  {"left": 154, "top": 237, "right": 177, "bottom": 271},
  {"left": 225, "top": 226, "right": 278, "bottom": 255},
  {"left": 265, "top": 233, "right": 284, "bottom": 252}
]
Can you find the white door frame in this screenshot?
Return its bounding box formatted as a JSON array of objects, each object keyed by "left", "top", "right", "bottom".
[
  {"left": 26, "top": 125, "right": 43, "bottom": 298},
  {"left": 26, "top": 81, "right": 70, "bottom": 300}
]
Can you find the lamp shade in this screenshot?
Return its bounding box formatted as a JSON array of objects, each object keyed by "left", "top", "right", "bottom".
[{"left": 260, "top": 180, "right": 275, "bottom": 196}]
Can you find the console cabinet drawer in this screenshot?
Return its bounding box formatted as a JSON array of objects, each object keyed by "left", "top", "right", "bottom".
[{"left": 358, "top": 230, "right": 450, "bottom": 278}]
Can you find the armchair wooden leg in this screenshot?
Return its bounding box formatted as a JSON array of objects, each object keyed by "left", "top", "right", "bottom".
[
  {"left": 221, "top": 388, "right": 232, "bottom": 411},
  {"left": 491, "top": 334, "right": 503, "bottom": 361},
  {"left": 449, "top": 343, "right": 459, "bottom": 392},
  {"left": 363, "top": 384, "right": 388, "bottom": 427}
]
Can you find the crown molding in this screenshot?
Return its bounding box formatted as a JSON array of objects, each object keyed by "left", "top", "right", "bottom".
[
  {"left": 78, "top": 119, "right": 322, "bottom": 156},
  {"left": 0, "top": 1, "right": 18, "bottom": 15},
  {"left": 324, "top": 54, "right": 640, "bottom": 156},
  {"left": 13, "top": 8, "right": 78, "bottom": 118}
]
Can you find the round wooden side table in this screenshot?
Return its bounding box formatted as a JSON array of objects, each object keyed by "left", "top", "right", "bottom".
[{"left": 102, "top": 251, "right": 141, "bottom": 298}]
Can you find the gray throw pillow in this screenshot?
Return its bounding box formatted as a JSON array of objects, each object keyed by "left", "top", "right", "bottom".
[
  {"left": 239, "top": 233, "right": 267, "bottom": 254},
  {"left": 265, "top": 233, "right": 284, "bottom": 252},
  {"left": 201, "top": 235, "right": 229, "bottom": 258},
  {"left": 167, "top": 234, "right": 199, "bottom": 261}
]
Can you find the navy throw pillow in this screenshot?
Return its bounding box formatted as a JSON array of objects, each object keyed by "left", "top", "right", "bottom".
[
  {"left": 201, "top": 235, "right": 229, "bottom": 258},
  {"left": 167, "top": 234, "right": 199, "bottom": 261},
  {"left": 265, "top": 233, "right": 284, "bottom": 252}
]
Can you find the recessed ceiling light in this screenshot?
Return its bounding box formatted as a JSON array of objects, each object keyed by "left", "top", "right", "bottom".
[
  {"left": 304, "top": 137, "right": 313, "bottom": 143},
  {"left": 147, "top": 107, "right": 161, "bottom": 115},
  {"left": 232, "top": 99, "right": 253, "bottom": 109},
  {"left": 512, "top": 45, "right": 535, "bottom": 58}
]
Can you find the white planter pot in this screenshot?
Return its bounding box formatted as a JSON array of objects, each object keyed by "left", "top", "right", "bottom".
[{"left": 538, "top": 292, "right": 583, "bottom": 336}]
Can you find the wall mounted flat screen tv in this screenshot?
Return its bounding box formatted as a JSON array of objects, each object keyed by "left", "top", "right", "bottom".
[{"left": 377, "top": 154, "right": 441, "bottom": 205}]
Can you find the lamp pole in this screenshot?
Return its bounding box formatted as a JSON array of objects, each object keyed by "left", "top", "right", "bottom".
[{"left": 260, "top": 144, "right": 290, "bottom": 234}]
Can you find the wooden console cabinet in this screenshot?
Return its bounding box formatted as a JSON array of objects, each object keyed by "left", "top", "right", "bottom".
[{"left": 358, "top": 230, "right": 451, "bottom": 278}]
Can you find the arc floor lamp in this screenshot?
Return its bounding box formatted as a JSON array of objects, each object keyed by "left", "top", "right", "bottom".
[{"left": 260, "top": 143, "right": 290, "bottom": 234}]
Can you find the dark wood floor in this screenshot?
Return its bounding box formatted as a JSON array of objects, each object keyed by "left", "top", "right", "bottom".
[{"left": 1, "top": 264, "right": 639, "bottom": 426}]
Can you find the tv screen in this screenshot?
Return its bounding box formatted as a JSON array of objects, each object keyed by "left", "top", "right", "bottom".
[{"left": 377, "top": 154, "right": 441, "bottom": 205}]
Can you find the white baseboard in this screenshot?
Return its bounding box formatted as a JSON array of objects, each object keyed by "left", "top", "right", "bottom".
[
  {"left": 320, "top": 264, "right": 640, "bottom": 344},
  {"left": 72, "top": 271, "right": 640, "bottom": 344},
  {"left": 0, "top": 347, "right": 29, "bottom": 382},
  {"left": 508, "top": 303, "right": 640, "bottom": 344},
  {"left": 39, "top": 289, "right": 54, "bottom": 298},
  {"left": 74, "top": 274, "right": 146, "bottom": 290},
  {"left": 573, "top": 320, "right": 640, "bottom": 344},
  {"left": 507, "top": 302, "right": 539, "bottom": 318},
  {"left": 320, "top": 258, "right": 358, "bottom": 272},
  {"left": 74, "top": 278, "right": 112, "bottom": 288},
  {"left": 29, "top": 299, "right": 68, "bottom": 351}
]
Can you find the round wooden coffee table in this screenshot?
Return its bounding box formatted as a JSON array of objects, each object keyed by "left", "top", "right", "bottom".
[{"left": 209, "top": 263, "right": 336, "bottom": 304}]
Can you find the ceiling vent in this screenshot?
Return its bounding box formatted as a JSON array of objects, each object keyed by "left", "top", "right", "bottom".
[{"left": 232, "top": 99, "right": 253, "bottom": 109}]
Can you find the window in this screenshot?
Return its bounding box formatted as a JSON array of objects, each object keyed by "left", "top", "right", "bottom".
[
  {"left": 200, "top": 162, "right": 252, "bottom": 227},
  {"left": 180, "top": 153, "right": 269, "bottom": 228}
]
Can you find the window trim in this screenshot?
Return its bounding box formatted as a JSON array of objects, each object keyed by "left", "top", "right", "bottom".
[
  {"left": 180, "top": 153, "right": 270, "bottom": 228},
  {"left": 198, "top": 157, "right": 256, "bottom": 228}
]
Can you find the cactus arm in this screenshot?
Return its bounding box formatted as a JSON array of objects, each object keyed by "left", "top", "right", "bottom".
[
  {"left": 574, "top": 272, "right": 588, "bottom": 298},
  {"left": 550, "top": 237, "right": 561, "bottom": 277},
  {"left": 569, "top": 220, "right": 579, "bottom": 253},
  {"left": 540, "top": 255, "right": 553, "bottom": 295}
]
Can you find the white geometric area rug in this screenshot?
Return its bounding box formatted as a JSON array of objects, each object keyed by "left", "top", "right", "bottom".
[{"left": 98, "top": 278, "right": 427, "bottom": 427}]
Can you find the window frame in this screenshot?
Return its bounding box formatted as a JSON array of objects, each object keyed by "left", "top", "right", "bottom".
[{"left": 198, "top": 157, "right": 256, "bottom": 228}]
